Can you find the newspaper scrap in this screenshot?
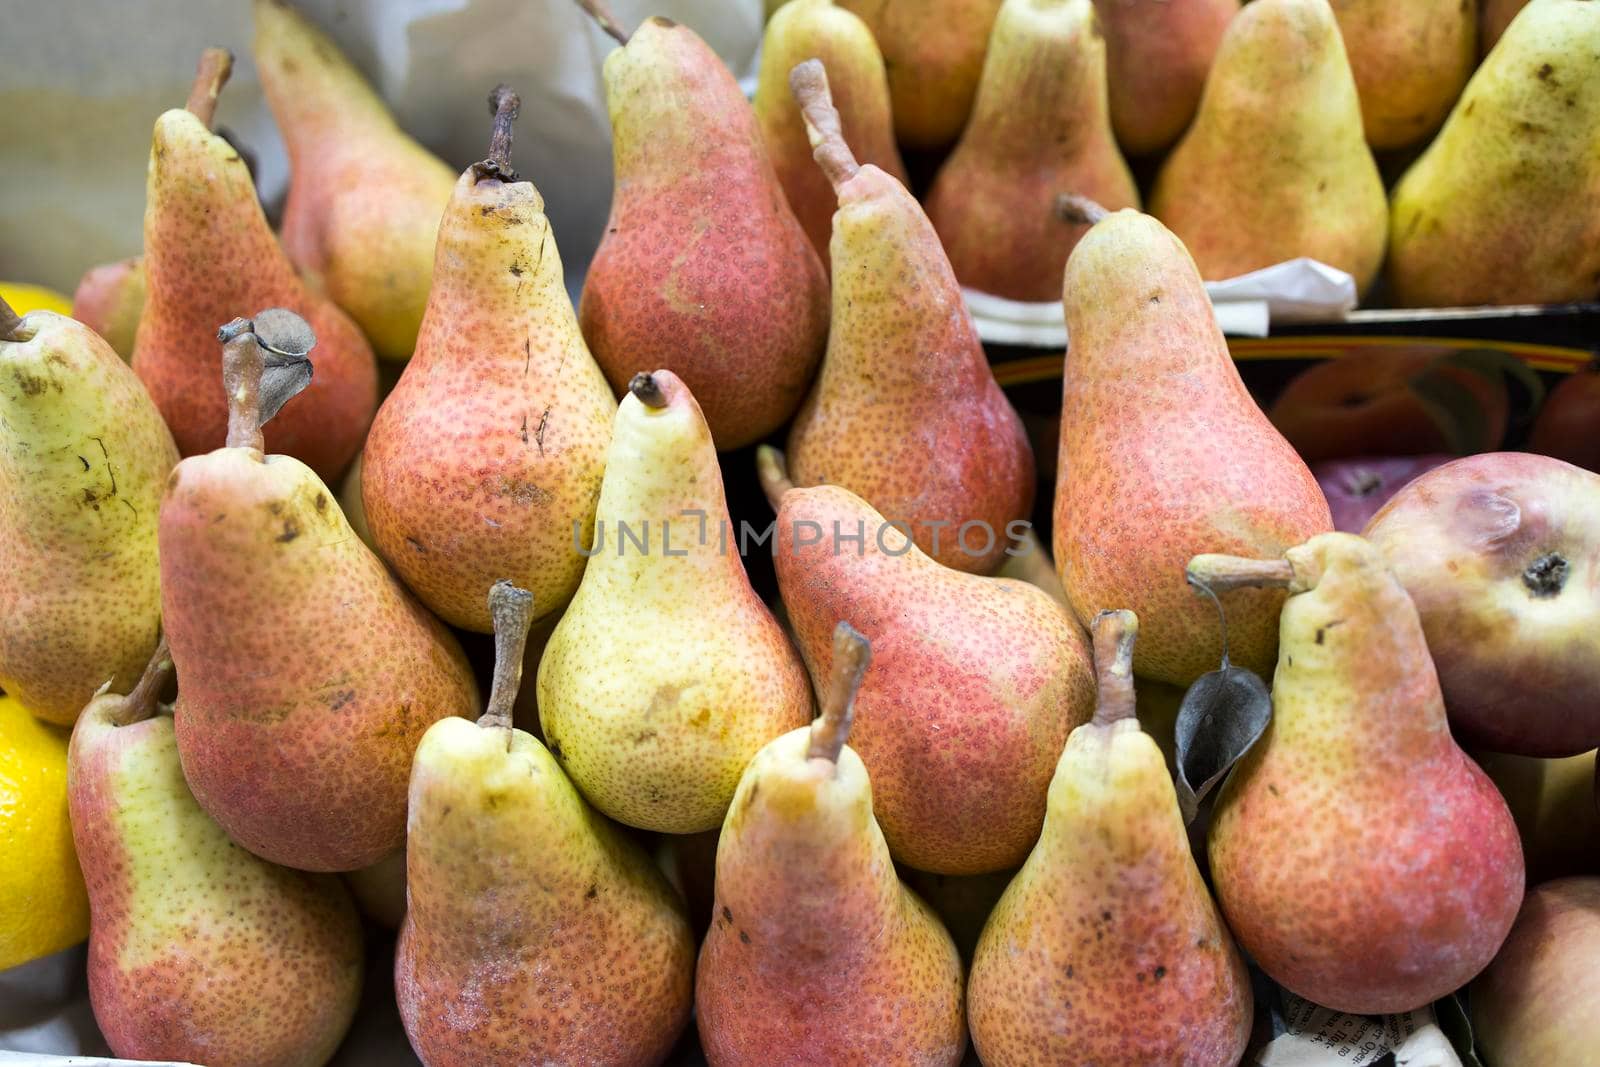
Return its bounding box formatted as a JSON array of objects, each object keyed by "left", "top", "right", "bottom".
[{"left": 1254, "top": 993, "right": 1463, "bottom": 1067}]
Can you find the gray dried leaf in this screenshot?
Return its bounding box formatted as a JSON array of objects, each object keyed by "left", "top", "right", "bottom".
[
  {"left": 1174, "top": 664, "right": 1272, "bottom": 825},
  {"left": 251, "top": 308, "right": 315, "bottom": 425}
]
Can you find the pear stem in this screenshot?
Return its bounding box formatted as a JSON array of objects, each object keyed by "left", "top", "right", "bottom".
[
  {"left": 790, "top": 60, "right": 860, "bottom": 192},
  {"left": 185, "top": 48, "right": 234, "bottom": 129},
  {"left": 472, "top": 85, "right": 521, "bottom": 183},
  {"left": 629, "top": 372, "right": 667, "bottom": 409},
  {"left": 755, "top": 445, "right": 795, "bottom": 513},
  {"left": 1055, "top": 194, "right": 1109, "bottom": 227},
  {"left": 1090, "top": 610, "right": 1139, "bottom": 726},
  {"left": 478, "top": 580, "right": 536, "bottom": 745},
  {"left": 575, "top": 0, "right": 631, "bottom": 45},
  {"left": 219, "top": 317, "right": 266, "bottom": 452},
  {"left": 112, "top": 637, "right": 174, "bottom": 727},
  {"left": 807, "top": 622, "right": 872, "bottom": 764},
  {"left": 0, "top": 294, "right": 24, "bottom": 342},
  {"left": 1186, "top": 554, "right": 1296, "bottom": 594}
]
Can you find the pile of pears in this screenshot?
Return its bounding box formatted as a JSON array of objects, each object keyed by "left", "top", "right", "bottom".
[{"left": 3, "top": 0, "right": 1598, "bottom": 1065}]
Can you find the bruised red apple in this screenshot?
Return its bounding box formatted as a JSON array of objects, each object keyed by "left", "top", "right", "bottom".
[
  {"left": 1313, "top": 454, "right": 1454, "bottom": 532},
  {"left": 1528, "top": 361, "right": 1600, "bottom": 474},
  {"left": 1472, "top": 877, "right": 1600, "bottom": 1067},
  {"left": 1268, "top": 348, "right": 1508, "bottom": 463},
  {"left": 1364, "top": 453, "right": 1600, "bottom": 757}
]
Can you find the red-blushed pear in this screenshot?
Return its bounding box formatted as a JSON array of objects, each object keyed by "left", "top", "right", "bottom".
[
  {"left": 68, "top": 642, "right": 364, "bottom": 1067},
  {"left": 575, "top": 6, "right": 829, "bottom": 450},
  {"left": 1092, "top": 0, "right": 1239, "bottom": 156},
  {"left": 968, "top": 610, "right": 1252, "bottom": 1067},
  {"left": 1054, "top": 205, "right": 1330, "bottom": 686},
  {"left": 132, "top": 50, "right": 376, "bottom": 481},
  {"left": 360, "top": 88, "right": 615, "bottom": 633},
  {"left": 161, "top": 312, "right": 478, "bottom": 872},
  {"left": 1363, "top": 452, "right": 1600, "bottom": 757},
  {"left": 695, "top": 623, "right": 967, "bottom": 1066},
  {"left": 70, "top": 256, "right": 144, "bottom": 360},
  {"left": 397, "top": 582, "right": 694, "bottom": 1066},
  {"left": 253, "top": 0, "right": 458, "bottom": 363},
  {"left": 1331, "top": 0, "right": 1476, "bottom": 150},
  {"left": 1472, "top": 877, "right": 1600, "bottom": 1067},
  {"left": 761, "top": 447, "right": 1096, "bottom": 875},
  {"left": 1196, "top": 532, "right": 1524, "bottom": 1014},
  {"left": 926, "top": 0, "right": 1140, "bottom": 302},
  {"left": 754, "top": 0, "right": 906, "bottom": 269},
  {"left": 785, "top": 61, "right": 1034, "bottom": 574},
  {"left": 0, "top": 298, "right": 177, "bottom": 726}
]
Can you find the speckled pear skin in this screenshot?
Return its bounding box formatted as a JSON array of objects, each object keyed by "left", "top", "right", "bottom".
[
  {"left": 0, "top": 312, "right": 178, "bottom": 725},
  {"left": 132, "top": 107, "right": 377, "bottom": 481},
  {"left": 1331, "top": 0, "right": 1476, "bottom": 150},
  {"left": 1094, "top": 0, "right": 1239, "bottom": 157},
  {"left": 253, "top": 0, "right": 457, "bottom": 362},
  {"left": 1387, "top": 0, "right": 1600, "bottom": 308},
  {"left": 772, "top": 483, "right": 1096, "bottom": 874},
  {"left": 755, "top": 0, "right": 907, "bottom": 269},
  {"left": 161, "top": 448, "right": 479, "bottom": 872},
  {"left": 925, "top": 0, "right": 1141, "bottom": 302},
  {"left": 968, "top": 623, "right": 1251, "bottom": 1067},
  {"left": 68, "top": 696, "right": 363, "bottom": 1067},
  {"left": 1208, "top": 533, "right": 1525, "bottom": 1015},
  {"left": 579, "top": 18, "right": 829, "bottom": 451},
  {"left": 1149, "top": 0, "right": 1388, "bottom": 295},
  {"left": 696, "top": 728, "right": 967, "bottom": 1066},
  {"left": 537, "top": 371, "right": 811, "bottom": 833},
  {"left": 1055, "top": 211, "right": 1330, "bottom": 686},
  {"left": 786, "top": 165, "right": 1034, "bottom": 575},
  {"left": 396, "top": 718, "right": 694, "bottom": 1067},
  {"left": 361, "top": 168, "right": 616, "bottom": 633},
  {"left": 71, "top": 257, "right": 145, "bottom": 360}
]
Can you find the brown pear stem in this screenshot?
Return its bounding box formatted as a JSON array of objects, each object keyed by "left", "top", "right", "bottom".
[
  {"left": 112, "top": 638, "right": 174, "bottom": 727},
  {"left": 472, "top": 85, "right": 522, "bottom": 182},
  {"left": 575, "top": 0, "right": 631, "bottom": 44},
  {"left": 1055, "top": 194, "right": 1109, "bottom": 227},
  {"left": 478, "top": 580, "right": 536, "bottom": 744},
  {"left": 185, "top": 48, "right": 234, "bottom": 129},
  {"left": 1090, "top": 610, "right": 1138, "bottom": 727},
  {"left": 629, "top": 372, "right": 667, "bottom": 409},
  {"left": 807, "top": 622, "right": 872, "bottom": 764},
  {"left": 754, "top": 446, "right": 794, "bottom": 513},
  {"left": 220, "top": 317, "right": 266, "bottom": 452},
  {"left": 0, "top": 294, "right": 24, "bottom": 342},
  {"left": 790, "top": 60, "right": 860, "bottom": 192},
  {"left": 1186, "top": 554, "right": 1296, "bottom": 594}
]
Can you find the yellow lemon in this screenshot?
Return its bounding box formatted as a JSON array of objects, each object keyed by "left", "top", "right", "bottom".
[
  {"left": 0, "top": 281, "right": 74, "bottom": 317},
  {"left": 0, "top": 693, "right": 90, "bottom": 971}
]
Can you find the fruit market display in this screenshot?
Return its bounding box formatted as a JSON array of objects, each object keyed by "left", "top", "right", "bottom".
[{"left": 1, "top": 0, "right": 1598, "bottom": 1065}]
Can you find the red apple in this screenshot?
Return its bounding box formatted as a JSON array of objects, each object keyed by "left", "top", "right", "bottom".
[
  {"left": 1528, "top": 361, "right": 1600, "bottom": 474},
  {"left": 1364, "top": 453, "right": 1600, "bottom": 757},
  {"left": 1313, "top": 454, "right": 1454, "bottom": 532}
]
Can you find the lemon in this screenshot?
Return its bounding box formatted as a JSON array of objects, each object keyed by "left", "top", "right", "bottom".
[
  {"left": 0, "top": 281, "right": 74, "bottom": 318},
  {"left": 0, "top": 693, "right": 90, "bottom": 971}
]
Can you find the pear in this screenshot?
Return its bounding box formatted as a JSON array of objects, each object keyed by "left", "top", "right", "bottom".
[
  {"left": 577, "top": 12, "right": 829, "bottom": 451},
  {"left": 1472, "top": 877, "right": 1600, "bottom": 1067},
  {"left": 70, "top": 256, "right": 145, "bottom": 360},
  {"left": 1093, "top": 0, "right": 1239, "bottom": 156},
  {"left": 1481, "top": 0, "right": 1531, "bottom": 52},
  {"left": 1476, "top": 750, "right": 1600, "bottom": 882},
  {"left": 132, "top": 49, "right": 377, "bottom": 481},
  {"left": 785, "top": 61, "right": 1035, "bottom": 575},
  {"left": 1055, "top": 209, "right": 1330, "bottom": 686},
  {"left": 1150, "top": 0, "right": 1388, "bottom": 294},
  {"left": 68, "top": 643, "right": 364, "bottom": 1067},
  {"left": 253, "top": 1, "right": 457, "bottom": 363},
  {"left": 361, "top": 88, "right": 615, "bottom": 633},
  {"left": 537, "top": 370, "right": 811, "bottom": 834},
  {"left": 1331, "top": 0, "right": 1477, "bottom": 150},
  {"left": 161, "top": 312, "right": 478, "bottom": 872},
  {"left": 968, "top": 610, "right": 1252, "bottom": 1067},
  {"left": 928, "top": 0, "right": 1139, "bottom": 303},
  {"left": 1387, "top": 0, "right": 1600, "bottom": 307},
  {"left": 838, "top": 0, "right": 1004, "bottom": 149},
  {"left": 397, "top": 581, "right": 694, "bottom": 1065},
  {"left": 342, "top": 848, "right": 406, "bottom": 930},
  {"left": 762, "top": 448, "right": 1096, "bottom": 874},
  {"left": 0, "top": 299, "right": 178, "bottom": 725},
  {"left": 1196, "top": 532, "right": 1525, "bottom": 1014},
  {"left": 696, "top": 623, "right": 967, "bottom": 1065},
  {"left": 754, "top": 0, "right": 907, "bottom": 268}
]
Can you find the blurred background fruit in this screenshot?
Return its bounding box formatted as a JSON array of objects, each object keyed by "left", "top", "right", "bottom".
[{"left": 0, "top": 282, "right": 72, "bottom": 318}]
